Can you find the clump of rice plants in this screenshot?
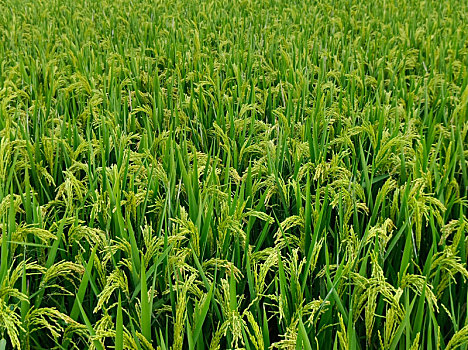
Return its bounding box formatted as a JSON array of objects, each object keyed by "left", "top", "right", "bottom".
[{"left": 0, "top": 0, "right": 467, "bottom": 348}]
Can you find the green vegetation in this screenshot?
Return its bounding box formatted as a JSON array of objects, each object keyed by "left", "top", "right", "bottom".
[{"left": 0, "top": 0, "right": 468, "bottom": 348}]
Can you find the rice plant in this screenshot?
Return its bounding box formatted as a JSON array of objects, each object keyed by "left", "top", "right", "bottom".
[{"left": 0, "top": 0, "right": 467, "bottom": 348}]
